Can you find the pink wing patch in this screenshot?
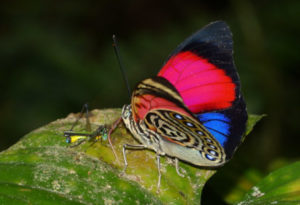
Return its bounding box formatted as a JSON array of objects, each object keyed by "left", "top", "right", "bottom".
[
  {"left": 158, "top": 51, "right": 236, "bottom": 113},
  {"left": 132, "top": 94, "right": 192, "bottom": 122}
]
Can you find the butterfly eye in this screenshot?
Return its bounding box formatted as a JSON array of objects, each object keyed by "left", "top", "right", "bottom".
[
  {"left": 124, "top": 110, "right": 131, "bottom": 118},
  {"left": 122, "top": 105, "right": 132, "bottom": 119}
]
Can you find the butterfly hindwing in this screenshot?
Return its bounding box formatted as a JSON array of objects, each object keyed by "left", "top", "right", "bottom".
[{"left": 144, "top": 109, "right": 226, "bottom": 165}]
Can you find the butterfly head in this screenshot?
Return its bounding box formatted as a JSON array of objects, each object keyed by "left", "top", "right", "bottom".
[{"left": 121, "top": 104, "right": 132, "bottom": 125}]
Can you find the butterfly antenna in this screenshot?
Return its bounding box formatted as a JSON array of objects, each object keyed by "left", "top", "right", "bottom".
[{"left": 112, "top": 34, "right": 131, "bottom": 99}]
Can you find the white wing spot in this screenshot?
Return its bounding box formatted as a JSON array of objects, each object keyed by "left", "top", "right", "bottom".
[
  {"left": 174, "top": 114, "right": 183, "bottom": 119},
  {"left": 209, "top": 145, "right": 216, "bottom": 149},
  {"left": 206, "top": 138, "right": 212, "bottom": 143},
  {"left": 205, "top": 154, "right": 215, "bottom": 161},
  {"left": 209, "top": 150, "right": 217, "bottom": 156},
  {"left": 186, "top": 122, "right": 194, "bottom": 127}
]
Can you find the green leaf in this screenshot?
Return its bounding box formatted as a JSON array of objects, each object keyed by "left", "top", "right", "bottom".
[
  {"left": 0, "top": 109, "right": 210, "bottom": 204},
  {"left": 0, "top": 109, "right": 262, "bottom": 204},
  {"left": 235, "top": 161, "right": 300, "bottom": 205},
  {"left": 245, "top": 114, "right": 266, "bottom": 137}
]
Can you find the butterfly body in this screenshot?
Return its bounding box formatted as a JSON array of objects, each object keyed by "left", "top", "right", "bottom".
[{"left": 116, "top": 21, "right": 247, "bottom": 182}]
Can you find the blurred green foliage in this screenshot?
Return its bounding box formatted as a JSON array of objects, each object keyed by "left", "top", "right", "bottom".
[{"left": 0, "top": 0, "right": 299, "bottom": 204}]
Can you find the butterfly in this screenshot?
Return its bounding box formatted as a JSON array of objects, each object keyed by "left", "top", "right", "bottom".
[{"left": 109, "top": 21, "right": 247, "bottom": 188}]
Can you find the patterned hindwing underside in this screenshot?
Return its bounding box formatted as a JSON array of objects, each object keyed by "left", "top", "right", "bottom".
[{"left": 144, "top": 109, "right": 225, "bottom": 163}]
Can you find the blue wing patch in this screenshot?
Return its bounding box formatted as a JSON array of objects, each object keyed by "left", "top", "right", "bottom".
[{"left": 197, "top": 112, "right": 230, "bottom": 146}]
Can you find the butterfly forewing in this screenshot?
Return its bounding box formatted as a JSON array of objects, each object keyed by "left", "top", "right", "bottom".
[{"left": 157, "top": 21, "right": 247, "bottom": 159}]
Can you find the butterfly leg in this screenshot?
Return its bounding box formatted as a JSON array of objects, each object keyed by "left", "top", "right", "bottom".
[
  {"left": 122, "top": 144, "right": 147, "bottom": 174},
  {"left": 108, "top": 117, "right": 123, "bottom": 163},
  {"left": 174, "top": 158, "right": 185, "bottom": 177},
  {"left": 156, "top": 154, "right": 161, "bottom": 192}
]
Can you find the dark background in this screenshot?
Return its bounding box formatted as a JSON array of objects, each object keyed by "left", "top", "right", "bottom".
[{"left": 1, "top": 0, "right": 299, "bottom": 203}]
